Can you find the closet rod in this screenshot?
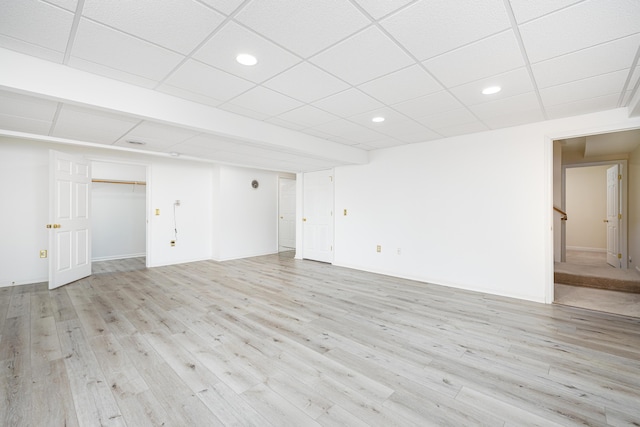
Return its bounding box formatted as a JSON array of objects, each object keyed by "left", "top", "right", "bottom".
[{"left": 92, "top": 179, "right": 146, "bottom": 185}]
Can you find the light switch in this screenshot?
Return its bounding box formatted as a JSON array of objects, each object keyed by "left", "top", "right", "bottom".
[{"left": 155, "top": 208, "right": 160, "bottom": 216}]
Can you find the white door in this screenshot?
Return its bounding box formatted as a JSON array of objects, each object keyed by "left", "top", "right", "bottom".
[
  {"left": 278, "top": 177, "right": 296, "bottom": 251},
  {"left": 49, "top": 150, "right": 92, "bottom": 289},
  {"left": 605, "top": 164, "right": 620, "bottom": 268},
  {"left": 302, "top": 170, "right": 334, "bottom": 263}
]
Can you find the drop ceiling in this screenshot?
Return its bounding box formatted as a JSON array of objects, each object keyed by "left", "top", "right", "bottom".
[{"left": 0, "top": 0, "right": 639, "bottom": 172}]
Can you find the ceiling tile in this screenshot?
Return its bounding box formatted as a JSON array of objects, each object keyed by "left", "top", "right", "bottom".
[
  {"left": 393, "top": 90, "right": 463, "bottom": 119},
  {"left": 519, "top": 0, "right": 640, "bottom": 63},
  {"left": 417, "top": 108, "right": 479, "bottom": 129},
  {"left": 162, "top": 59, "right": 255, "bottom": 103},
  {"left": 347, "top": 107, "right": 411, "bottom": 130},
  {"left": 197, "top": 0, "right": 245, "bottom": 15},
  {"left": 381, "top": 0, "right": 511, "bottom": 61},
  {"left": 358, "top": 65, "right": 443, "bottom": 105},
  {"left": 264, "top": 117, "right": 307, "bottom": 131},
  {"left": 423, "top": 30, "right": 524, "bottom": 88},
  {"left": 0, "top": 91, "right": 58, "bottom": 134},
  {"left": 546, "top": 93, "right": 620, "bottom": 119},
  {"left": 432, "top": 121, "right": 489, "bottom": 138},
  {"left": 352, "top": 0, "right": 414, "bottom": 19},
  {"left": 469, "top": 91, "right": 541, "bottom": 120},
  {"left": 71, "top": 19, "right": 185, "bottom": 82},
  {"left": 235, "top": 0, "right": 370, "bottom": 58},
  {"left": 449, "top": 67, "right": 534, "bottom": 106},
  {"left": 155, "top": 84, "right": 223, "bottom": 108},
  {"left": 310, "top": 26, "right": 415, "bottom": 85},
  {"left": 0, "top": 0, "right": 74, "bottom": 62},
  {"left": 68, "top": 57, "right": 159, "bottom": 88},
  {"left": 225, "top": 86, "right": 303, "bottom": 117},
  {"left": 115, "top": 121, "right": 199, "bottom": 149},
  {"left": 263, "top": 62, "right": 350, "bottom": 103},
  {"left": 82, "top": 0, "right": 225, "bottom": 54},
  {"left": 193, "top": 21, "right": 302, "bottom": 84},
  {"left": 274, "top": 105, "right": 338, "bottom": 128},
  {"left": 217, "top": 103, "right": 271, "bottom": 120},
  {"left": 313, "top": 89, "right": 383, "bottom": 117},
  {"left": 51, "top": 104, "right": 140, "bottom": 144},
  {"left": 540, "top": 69, "right": 628, "bottom": 106},
  {"left": 0, "top": 114, "right": 53, "bottom": 135},
  {"left": 364, "top": 138, "right": 408, "bottom": 149},
  {"left": 508, "top": 0, "right": 583, "bottom": 23},
  {"left": 44, "top": 0, "right": 78, "bottom": 12},
  {"left": 0, "top": 91, "right": 58, "bottom": 122},
  {"left": 532, "top": 34, "right": 640, "bottom": 89},
  {"left": 480, "top": 109, "right": 545, "bottom": 129},
  {"left": 311, "top": 119, "right": 386, "bottom": 143}
]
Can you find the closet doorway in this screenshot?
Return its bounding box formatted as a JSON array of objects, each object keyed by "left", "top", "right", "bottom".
[{"left": 91, "top": 161, "right": 147, "bottom": 264}]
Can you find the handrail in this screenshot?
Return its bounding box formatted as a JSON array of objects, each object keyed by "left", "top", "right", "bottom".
[{"left": 553, "top": 206, "right": 567, "bottom": 220}]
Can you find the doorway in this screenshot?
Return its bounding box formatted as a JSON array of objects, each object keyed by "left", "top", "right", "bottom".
[
  {"left": 91, "top": 161, "right": 147, "bottom": 263},
  {"left": 552, "top": 130, "right": 640, "bottom": 317},
  {"left": 278, "top": 176, "right": 296, "bottom": 252}
]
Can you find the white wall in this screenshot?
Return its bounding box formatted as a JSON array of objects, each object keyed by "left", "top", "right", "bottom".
[
  {"left": 213, "top": 165, "right": 279, "bottom": 261},
  {"left": 333, "top": 108, "right": 640, "bottom": 303},
  {"left": 0, "top": 141, "right": 49, "bottom": 286},
  {"left": 630, "top": 144, "right": 640, "bottom": 273},
  {"left": 565, "top": 165, "right": 608, "bottom": 251},
  {"left": 0, "top": 137, "right": 215, "bottom": 285}
]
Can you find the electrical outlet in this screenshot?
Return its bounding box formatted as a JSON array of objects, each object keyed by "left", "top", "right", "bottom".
[
  {"left": 376, "top": 245, "right": 381, "bottom": 253},
  {"left": 170, "top": 240, "right": 176, "bottom": 247},
  {"left": 343, "top": 209, "right": 347, "bottom": 216},
  {"left": 39, "top": 250, "right": 47, "bottom": 258},
  {"left": 155, "top": 208, "right": 160, "bottom": 215}
]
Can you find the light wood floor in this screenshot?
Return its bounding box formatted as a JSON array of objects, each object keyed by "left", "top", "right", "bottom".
[{"left": 2, "top": 254, "right": 640, "bottom": 426}]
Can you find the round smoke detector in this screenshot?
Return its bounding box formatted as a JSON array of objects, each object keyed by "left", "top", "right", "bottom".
[{"left": 251, "top": 179, "right": 259, "bottom": 189}]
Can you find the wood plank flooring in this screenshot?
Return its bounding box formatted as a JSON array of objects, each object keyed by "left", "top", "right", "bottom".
[{"left": 2, "top": 253, "right": 640, "bottom": 426}]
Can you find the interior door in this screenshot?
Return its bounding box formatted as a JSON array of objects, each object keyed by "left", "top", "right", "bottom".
[
  {"left": 302, "top": 170, "right": 334, "bottom": 263},
  {"left": 278, "top": 177, "right": 296, "bottom": 251},
  {"left": 49, "top": 150, "right": 92, "bottom": 289},
  {"left": 605, "top": 164, "right": 620, "bottom": 268}
]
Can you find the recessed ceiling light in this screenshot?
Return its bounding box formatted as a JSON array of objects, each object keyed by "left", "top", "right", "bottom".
[
  {"left": 236, "top": 53, "right": 257, "bottom": 66},
  {"left": 482, "top": 86, "right": 501, "bottom": 95},
  {"left": 372, "top": 116, "right": 385, "bottom": 123},
  {"left": 127, "top": 140, "right": 146, "bottom": 145}
]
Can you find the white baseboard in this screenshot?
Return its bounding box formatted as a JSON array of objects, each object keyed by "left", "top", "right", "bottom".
[
  {"left": 92, "top": 253, "right": 146, "bottom": 262},
  {"left": 566, "top": 246, "right": 606, "bottom": 253}
]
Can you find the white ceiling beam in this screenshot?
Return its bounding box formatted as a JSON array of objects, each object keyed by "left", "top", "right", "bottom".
[
  {"left": 0, "top": 48, "right": 368, "bottom": 165},
  {"left": 629, "top": 86, "right": 640, "bottom": 118}
]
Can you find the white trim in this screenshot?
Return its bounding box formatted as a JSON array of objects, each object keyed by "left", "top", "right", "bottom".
[
  {"left": 92, "top": 253, "right": 146, "bottom": 262},
  {"left": 566, "top": 246, "right": 606, "bottom": 253}
]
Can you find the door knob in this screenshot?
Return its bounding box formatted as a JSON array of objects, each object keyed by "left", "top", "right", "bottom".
[
  {"left": 603, "top": 219, "right": 608, "bottom": 223},
  {"left": 46, "top": 224, "right": 62, "bottom": 228}
]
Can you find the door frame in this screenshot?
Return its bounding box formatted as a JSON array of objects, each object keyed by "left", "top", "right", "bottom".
[
  {"left": 546, "top": 124, "right": 640, "bottom": 304},
  {"left": 89, "top": 158, "right": 150, "bottom": 266},
  {"left": 277, "top": 175, "right": 296, "bottom": 252},
  {"left": 561, "top": 160, "right": 628, "bottom": 269}
]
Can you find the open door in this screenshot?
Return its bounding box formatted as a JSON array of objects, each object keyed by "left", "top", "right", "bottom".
[
  {"left": 302, "top": 169, "right": 334, "bottom": 263},
  {"left": 605, "top": 164, "right": 620, "bottom": 268},
  {"left": 48, "top": 150, "right": 91, "bottom": 289}
]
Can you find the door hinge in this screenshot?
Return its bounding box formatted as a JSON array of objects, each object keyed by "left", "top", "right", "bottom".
[
  {"left": 618, "top": 253, "right": 622, "bottom": 259},
  {"left": 331, "top": 245, "right": 333, "bottom": 251},
  {"left": 618, "top": 174, "right": 622, "bottom": 180},
  {"left": 329, "top": 176, "right": 333, "bottom": 182},
  {"left": 619, "top": 213, "right": 622, "bottom": 219}
]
